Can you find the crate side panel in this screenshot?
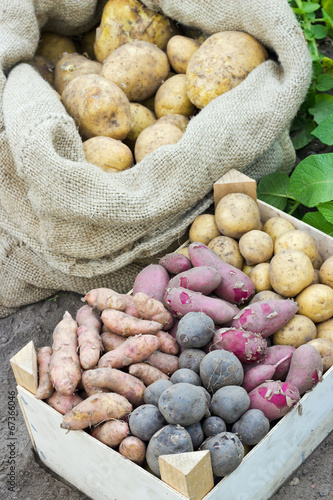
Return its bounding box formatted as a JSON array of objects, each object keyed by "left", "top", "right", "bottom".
[{"left": 17, "top": 387, "right": 186, "bottom": 500}]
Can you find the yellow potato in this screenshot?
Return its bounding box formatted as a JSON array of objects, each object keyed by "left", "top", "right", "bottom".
[
  {"left": 167, "top": 35, "right": 200, "bottom": 74},
  {"left": 176, "top": 247, "right": 190, "bottom": 259},
  {"left": 101, "top": 41, "right": 170, "bottom": 102},
  {"left": 214, "top": 193, "right": 261, "bottom": 239},
  {"left": 316, "top": 319, "right": 333, "bottom": 343},
  {"left": 296, "top": 284, "right": 333, "bottom": 322},
  {"left": 269, "top": 249, "right": 314, "bottom": 297},
  {"left": 249, "top": 263, "right": 272, "bottom": 293},
  {"left": 156, "top": 114, "right": 190, "bottom": 132},
  {"left": 83, "top": 136, "right": 134, "bottom": 173},
  {"left": 274, "top": 230, "right": 317, "bottom": 265},
  {"left": 81, "top": 28, "right": 97, "bottom": 60},
  {"left": 124, "top": 103, "right": 157, "bottom": 150},
  {"left": 263, "top": 217, "right": 295, "bottom": 244},
  {"left": 239, "top": 230, "right": 273, "bottom": 266},
  {"left": 242, "top": 264, "right": 255, "bottom": 277},
  {"left": 272, "top": 314, "right": 317, "bottom": 348},
  {"left": 307, "top": 338, "right": 333, "bottom": 372},
  {"left": 248, "top": 290, "right": 284, "bottom": 304},
  {"left": 54, "top": 53, "right": 102, "bottom": 95},
  {"left": 26, "top": 55, "right": 55, "bottom": 86},
  {"left": 208, "top": 236, "right": 243, "bottom": 269},
  {"left": 94, "top": 0, "right": 179, "bottom": 63},
  {"left": 140, "top": 95, "right": 155, "bottom": 112},
  {"left": 134, "top": 122, "right": 183, "bottom": 163},
  {"left": 62, "top": 74, "right": 131, "bottom": 140},
  {"left": 311, "top": 269, "right": 320, "bottom": 285},
  {"left": 36, "top": 32, "right": 76, "bottom": 65},
  {"left": 312, "top": 249, "right": 323, "bottom": 270},
  {"left": 189, "top": 215, "right": 221, "bottom": 246},
  {"left": 186, "top": 31, "right": 268, "bottom": 109},
  {"left": 154, "top": 74, "right": 196, "bottom": 118},
  {"left": 319, "top": 255, "right": 333, "bottom": 288}
]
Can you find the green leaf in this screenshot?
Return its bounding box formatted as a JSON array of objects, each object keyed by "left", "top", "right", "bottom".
[
  {"left": 317, "top": 201, "right": 333, "bottom": 224},
  {"left": 302, "top": 211, "right": 333, "bottom": 236},
  {"left": 300, "top": 86, "right": 316, "bottom": 112},
  {"left": 311, "top": 24, "right": 328, "bottom": 39},
  {"left": 289, "top": 153, "right": 333, "bottom": 207},
  {"left": 303, "top": 27, "right": 315, "bottom": 40},
  {"left": 312, "top": 61, "right": 323, "bottom": 78},
  {"left": 315, "top": 73, "right": 333, "bottom": 91},
  {"left": 292, "top": 119, "right": 316, "bottom": 149},
  {"left": 303, "top": 2, "right": 320, "bottom": 12},
  {"left": 309, "top": 94, "right": 333, "bottom": 123},
  {"left": 257, "top": 172, "right": 290, "bottom": 211},
  {"left": 322, "top": 57, "right": 333, "bottom": 77},
  {"left": 312, "top": 115, "right": 333, "bottom": 145}
]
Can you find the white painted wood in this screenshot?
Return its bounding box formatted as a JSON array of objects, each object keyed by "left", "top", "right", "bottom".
[
  {"left": 16, "top": 366, "right": 332, "bottom": 500},
  {"left": 16, "top": 386, "right": 187, "bottom": 500}
]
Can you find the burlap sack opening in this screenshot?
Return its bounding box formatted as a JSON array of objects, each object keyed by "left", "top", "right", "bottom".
[{"left": 0, "top": 0, "right": 312, "bottom": 317}]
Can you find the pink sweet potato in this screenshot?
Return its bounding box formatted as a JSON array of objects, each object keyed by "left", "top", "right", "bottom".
[
  {"left": 61, "top": 392, "right": 132, "bottom": 430},
  {"left": 76, "top": 305, "right": 102, "bottom": 370},
  {"left": 155, "top": 330, "right": 179, "bottom": 355},
  {"left": 129, "top": 362, "right": 169, "bottom": 385},
  {"left": 248, "top": 380, "right": 300, "bottom": 421},
  {"left": 242, "top": 353, "right": 293, "bottom": 392},
  {"left": 145, "top": 350, "right": 179, "bottom": 375},
  {"left": 212, "top": 328, "right": 267, "bottom": 364},
  {"left": 82, "top": 367, "right": 146, "bottom": 407},
  {"left": 164, "top": 287, "right": 239, "bottom": 324},
  {"left": 230, "top": 299, "right": 299, "bottom": 338},
  {"left": 285, "top": 344, "right": 323, "bottom": 395},
  {"left": 188, "top": 242, "right": 255, "bottom": 304},
  {"left": 50, "top": 312, "right": 81, "bottom": 396},
  {"left": 46, "top": 391, "right": 83, "bottom": 415},
  {"left": 132, "top": 264, "right": 170, "bottom": 302},
  {"left": 91, "top": 420, "right": 130, "bottom": 448},
  {"left": 35, "top": 346, "right": 54, "bottom": 399},
  {"left": 248, "top": 345, "right": 296, "bottom": 380},
  {"left": 133, "top": 292, "right": 174, "bottom": 330},
  {"left": 167, "top": 266, "right": 222, "bottom": 295},
  {"left": 159, "top": 252, "right": 192, "bottom": 274},
  {"left": 119, "top": 436, "right": 146, "bottom": 465},
  {"left": 101, "top": 309, "right": 162, "bottom": 337},
  {"left": 98, "top": 334, "right": 160, "bottom": 369},
  {"left": 101, "top": 331, "right": 126, "bottom": 352},
  {"left": 84, "top": 288, "right": 128, "bottom": 312}
]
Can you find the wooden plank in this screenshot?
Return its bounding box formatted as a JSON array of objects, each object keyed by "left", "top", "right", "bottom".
[
  {"left": 214, "top": 169, "right": 257, "bottom": 208},
  {"left": 16, "top": 386, "right": 187, "bottom": 500},
  {"left": 10, "top": 341, "right": 38, "bottom": 394},
  {"left": 159, "top": 450, "right": 214, "bottom": 500},
  {"left": 16, "top": 366, "right": 333, "bottom": 500}
]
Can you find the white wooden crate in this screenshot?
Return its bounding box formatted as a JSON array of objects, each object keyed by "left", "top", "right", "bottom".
[{"left": 11, "top": 173, "right": 333, "bottom": 500}]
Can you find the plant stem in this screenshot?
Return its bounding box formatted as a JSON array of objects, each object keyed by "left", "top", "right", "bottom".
[{"left": 288, "top": 201, "right": 301, "bottom": 216}]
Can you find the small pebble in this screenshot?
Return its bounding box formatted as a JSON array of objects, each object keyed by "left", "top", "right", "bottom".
[{"left": 290, "top": 477, "right": 299, "bottom": 485}]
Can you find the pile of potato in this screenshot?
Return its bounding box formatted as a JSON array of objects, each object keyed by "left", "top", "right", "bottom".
[
  {"left": 34, "top": 192, "right": 333, "bottom": 481},
  {"left": 29, "top": 0, "right": 268, "bottom": 172}
]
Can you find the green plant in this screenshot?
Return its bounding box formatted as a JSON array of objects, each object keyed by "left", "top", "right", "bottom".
[
  {"left": 257, "top": 153, "right": 333, "bottom": 235},
  {"left": 288, "top": 0, "right": 333, "bottom": 149},
  {"left": 257, "top": 1, "right": 333, "bottom": 236}
]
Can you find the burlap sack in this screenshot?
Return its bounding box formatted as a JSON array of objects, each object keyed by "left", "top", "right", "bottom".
[{"left": 0, "top": 0, "right": 312, "bottom": 317}]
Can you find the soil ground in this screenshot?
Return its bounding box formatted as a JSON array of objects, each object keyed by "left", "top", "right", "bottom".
[{"left": 0, "top": 290, "right": 332, "bottom": 500}]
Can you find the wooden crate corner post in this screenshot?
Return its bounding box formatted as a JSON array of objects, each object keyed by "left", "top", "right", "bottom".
[
  {"left": 159, "top": 450, "right": 214, "bottom": 500},
  {"left": 10, "top": 340, "right": 38, "bottom": 394},
  {"left": 214, "top": 169, "right": 257, "bottom": 208}
]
